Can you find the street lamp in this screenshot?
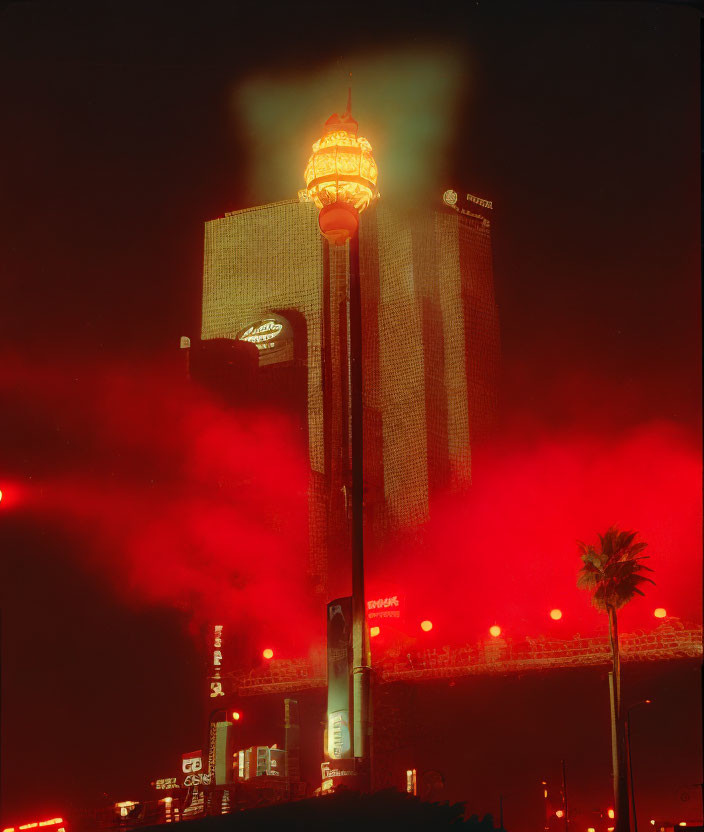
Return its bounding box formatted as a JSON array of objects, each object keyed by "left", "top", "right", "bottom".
[
  {"left": 626, "top": 699, "right": 652, "bottom": 832},
  {"left": 541, "top": 780, "right": 550, "bottom": 832},
  {"left": 305, "top": 91, "right": 378, "bottom": 789},
  {"left": 304, "top": 91, "right": 377, "bottom": 245}
]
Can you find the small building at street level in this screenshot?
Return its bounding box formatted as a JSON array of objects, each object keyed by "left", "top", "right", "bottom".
[{"left": 200, "top": 190, "right": 499, "bottom": 598}]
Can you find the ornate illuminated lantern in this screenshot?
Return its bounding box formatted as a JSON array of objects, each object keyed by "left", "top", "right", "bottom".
[{"left": 304, "top": 93, "right": 378, "bottom": 245}]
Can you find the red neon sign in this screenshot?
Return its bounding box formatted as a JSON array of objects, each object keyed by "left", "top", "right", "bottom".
[
  {"left": 367, "top": 594, "right": 401, "bottom": 620},
  {"left": 4, "top": 819, "right": 66, "bottom": 832}
]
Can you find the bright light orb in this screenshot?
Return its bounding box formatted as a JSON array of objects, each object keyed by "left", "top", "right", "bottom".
[
  {"left": 420, "top": 620, "right": 433, "bottom": 632},
  {"left": 305, "top": 99, "right": 378, "bottom": 246},
  {"left": 370, "top": 626, "right": 380, "bottom": 638},
  {"left": 556, "top": 811, "right": 564, "bottom": 819},
  {"left": 489, "top": 625, "right": 501, "bottom": 638},
  {"left": 588, "top": 827, "right": 596, "bottom": 831},
  {"left": 608, "top": 809, "right": 615, "bottom": 819},
  {"left": 550, "top": 609, "right": 562, "bottom": 620},
  {"left": 654, "top": 608, "right": 667, "bottom": 619},
  {"left": 262, "top": 648, "right": 274, "bottom": 660},
  {"left": 231, "top": 711, "right": 241, "bottom": 721}
]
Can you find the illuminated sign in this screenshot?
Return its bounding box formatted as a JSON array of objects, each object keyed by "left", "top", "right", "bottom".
[
  {"left": 321, "top": 759, "right": 357, "bottom": 791},
  {"left": 442, "top": 191, "right": 493, "bottom": 226},
  {"left": 328, "top": 712, "right": 351, "bottom": 760},
  {"left": 183, "top": 773, "right": 212, "bottom": 787},
  {"left": 182, "top": 752, "right": 203, "bottom": 774},
  {"left": 239, "top": 320, "right": 283, "bottom": 346},
  {"left": 326, "top": 598, "right": 352, "bottom": 761},
  {"left": 466, "top": 192, "right": 493, "bottom": 210},
  {"left": 182, "top": 788, "right": 204, "bottom": 818},
  {"left": 367, "top": 594, "right": 401, "bottom": 620},
  {"left": 209, "top": 625, "right": 224, "bottom": 698},
  {"left": 236, "top": 746, "right": 281, "bottom": 780},
  {"left": 406, "top": 768, "right": 417, "bottom": 795},
  {"left": 153, "top": 778, "right": 179, "bottom": 791},
  {"left": 4, "top": 821, "right": 66, "bottom": 832},
  {"left": 442, "top": 190, "right": 492, "bottom": 210},
  {"left": 208, "top": 722, "right": 217, "bottom": 777},
  {"left": 236, "top": 315, "right": 293, "bottom": 367}
]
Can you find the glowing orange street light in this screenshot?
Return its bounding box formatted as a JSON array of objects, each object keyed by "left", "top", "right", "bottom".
[
  {"left": 489, "top": 625, "right": 501, "bottom": 638},
  {"left": 550, "top": 609, "right": 563, "bottom": 620},
  {"left": 653, "top": 607, "right": 667, "bottom": 618},
  {"left": 370, "top": 626, "right": 380, "bottom": 638},
  {"left": 262, "top": 648, "right": 274, "bottom": 660},
  {"left": 420, "top": 620, "right": 433, "bottom": 632},
  {"left": 607, "top": 809, "right": 615, "bottom": 819},
  {"left": 304, "top": 91, "right": 378, "bottom": 245},
  {"left": 556, "top": 810, "right": 565, "bottom": 818},
  {"left": 231, "top": 711, "right": 241, "bottom": 721}
]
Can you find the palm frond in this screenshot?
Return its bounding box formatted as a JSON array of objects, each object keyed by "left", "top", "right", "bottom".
[{"left": 576, "top": 526, "right": 653, "bottom": 611}]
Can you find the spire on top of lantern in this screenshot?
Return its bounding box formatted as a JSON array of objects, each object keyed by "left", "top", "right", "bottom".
[
  {"left": 304, "top": 87, "right": 378, "bottom": 245},
  {"left": 323, "top": 87, "right": 358, "bottom": 134}
]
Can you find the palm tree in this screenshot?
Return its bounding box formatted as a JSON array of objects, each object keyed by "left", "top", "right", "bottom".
[{"left": 577, "top": 527, "right": 654, "bottom": 832}]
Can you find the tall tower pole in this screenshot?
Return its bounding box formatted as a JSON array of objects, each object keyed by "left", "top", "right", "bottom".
[
  {"left": 304, "top": 92, "right": 378, "bottom": 790},
  {"left": 349, "top": 232, "right": 371, "bottom": 786}
]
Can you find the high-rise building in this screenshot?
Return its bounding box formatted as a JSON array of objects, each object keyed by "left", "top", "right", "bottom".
[{"left": 200, "top": 192, "right": 499, "bottom": 598}]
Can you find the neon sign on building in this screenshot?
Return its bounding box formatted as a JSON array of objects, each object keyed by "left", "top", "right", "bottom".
[
  {"left": 236, "top": 314, "right": 293, "bottom": 367},
  {"left": 367, "top": 594, "right": 401, "bottom": 620},
  {"left": 238, "top": 320, "right": 283, "bottom": 347},
  {"left": 209, "top": 624, "right": 224, "bottom": 698}
]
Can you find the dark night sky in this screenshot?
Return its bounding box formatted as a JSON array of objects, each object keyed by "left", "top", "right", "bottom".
[{"left": 0, "top": 0, "right": 701, "bottom": 827}]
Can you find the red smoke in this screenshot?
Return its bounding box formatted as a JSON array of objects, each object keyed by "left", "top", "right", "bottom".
[
  {"left": 2, "top": 355, "right": 700, "bottom": 659},
  {"left": 369, "top": 420, "right": 702, "bottom": 643},
  {"left": 0, "top": 355, "right": 318, "bottom": 657}
]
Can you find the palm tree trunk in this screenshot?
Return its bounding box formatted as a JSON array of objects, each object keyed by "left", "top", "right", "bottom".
[
  {"left": 608, "top": 606, "right": 630, "bottom": 832},
  {"left": 608, "top": 605, "right": 620, "bottom": 716}
]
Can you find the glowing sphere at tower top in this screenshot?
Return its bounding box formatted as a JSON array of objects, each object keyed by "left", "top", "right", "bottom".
[{"left": 304, "top": 96, "right": 378, "bottom": 245}]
